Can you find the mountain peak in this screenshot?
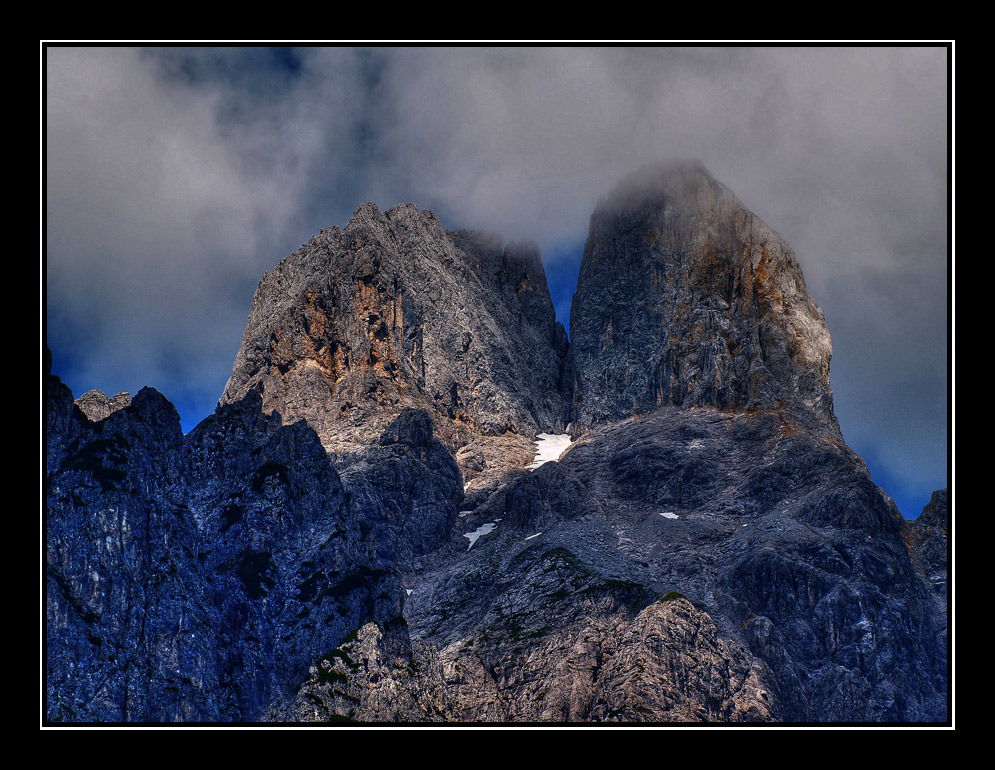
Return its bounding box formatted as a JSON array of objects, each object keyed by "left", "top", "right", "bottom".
[
  {"left": 221, "top": 200, "right": 570, "bottom": 480},
  {"left": 570, "top": 162, "right": 836, "bottom": 432}
]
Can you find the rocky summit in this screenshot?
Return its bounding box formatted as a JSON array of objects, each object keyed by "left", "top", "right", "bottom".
[
  {"left": 220, "top": 202, "right": 570, "bottom": 494},
  {"left": 45, "top": 161, "right": 949, "bottom": 724},
  {"left": 569, "top": 159, "right": 835, "bottom": 433}
]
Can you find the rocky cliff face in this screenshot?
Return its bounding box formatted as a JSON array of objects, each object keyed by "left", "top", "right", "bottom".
[
  {"left": 340, "top": 408, "right": 463, "bottom": 583},
  {"left": 285, "top": 594, "right": 775, "bottom": 723},
  {"left": 45, "top": 161, "right": 948, "bottom": 724},
  {"left": 569, "top": 160, "right": 836, "bottom": 433},
  {"left": 901, "top": 489, "right": 949, "bottom": 689},
  {"left": 396, "top": 407, "right": 945, "bottom": 722},
  {"left": 220, "top": 202, "right": 569, "bottom": 492},
  {"left": 902, "top": 489, "right": 949, "bottom": 596},
  {"left": 46, "top": 358, "right": 404, "bottom": 722}
]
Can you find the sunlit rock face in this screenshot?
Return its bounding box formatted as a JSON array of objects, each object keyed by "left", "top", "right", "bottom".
[
  {"left": 74, "top": 389, "right": 132, "bottom": 423},
  {"left": 569, "top": 160, "right": 836, "bottom": 434},
  {"left": 220, "top": 202, "right": 570, "bottom": 472}
]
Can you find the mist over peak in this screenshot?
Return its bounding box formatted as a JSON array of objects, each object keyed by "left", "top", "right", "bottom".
[{"left": 44, "top": 44, "right": 948, "bottom": 517}]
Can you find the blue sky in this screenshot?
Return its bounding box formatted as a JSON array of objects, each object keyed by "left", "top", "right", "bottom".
[{"left": 44, "top": 45, "right": 950, "bottom": 519}]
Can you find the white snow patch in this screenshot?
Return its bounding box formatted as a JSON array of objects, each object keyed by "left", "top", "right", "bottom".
[
  {"left": 458, "top": 510, "right": 474, "bottom": 518},
  {"left": 527, "top": 433, "right": 573, "bottom": 469},
  {"left": 405, "top": 589, "right": 413, "bottom": 595},
  {"left": 464, "top": 522, "right": 497, "bottom": 550},
  {"left": 524, "top": 532, "right": 542, "bottom": 541},
  {"left": 688, "top": 439, "right": 705, "bottom": 450},
  {"left": 463, "top": 482, "right": 471, "bottom": 493},
  {"left": 660, "top": 511, "right": 679, "bottom": 519}
]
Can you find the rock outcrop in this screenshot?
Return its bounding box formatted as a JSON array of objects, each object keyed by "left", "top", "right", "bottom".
[
  {"left": 286, "top": 595, "right": 775, "bottom": 723},
  {"left": 903, "top": 489, "right": 949, "bottom": 597},
  {"left": 46, "top": 361, "right": 403, "bottom": 722},
  {"left": 74, "top": 389, "right": 132, "bottom": 423},
  {"left": 47, "top": 373, "right": 209, "bottom": 721},
  {"left": 901, "top": 488, "right": 949, "bottom": 701},
  {"left": 220, "top": 202, "right": 570, "bottom": 491},
  {"left": 569, "top": 160, "right": 836, "bottom": 433}
]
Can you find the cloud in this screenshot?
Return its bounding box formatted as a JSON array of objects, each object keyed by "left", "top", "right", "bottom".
[{"left": 45, "top": 46, "right": 366, "bottom": 415}]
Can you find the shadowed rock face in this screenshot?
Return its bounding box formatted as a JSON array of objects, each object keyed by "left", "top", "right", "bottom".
[
  {"left": 903, "top": 490, "right": 949, "bottom": 591},
  {"left": 569, "top": 160, "right": 836, "bottom": 433},
  {"left": 46, "top": 366, "right": 403, "bottom": 722},
  {"left": 340, "top": 408, "right": 463, "bottom": 583},
  {"left": 901, "top": 489, "right": 949, "bottom": 684},
  {"left": 400, "top": 407, "right": 946, "bottom": 723}
]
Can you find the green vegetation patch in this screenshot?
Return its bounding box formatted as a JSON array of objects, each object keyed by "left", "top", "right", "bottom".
[
  {"left": 319, "top": 646, "right": 361, "bottom": 673},
  {"left": 296, "top": 566, "right": 326, "bottom": 604},
  {"left": 320, "top": 566, "right": 388, "bottom": 601},
  {"left": 510, "top": 544, "right": 588, "bottom": 574},
  {"left": 383, "top": 614, "right": 408, "bottom": 633},
  {"left": 316, "top": 667, "right": 348, "bottom": 685},
  {"left": 313, "top": 643, "right": 359, "bottom": 686},
  {"left": 578, "top": 577, "right": 645, "bottom": 600}
]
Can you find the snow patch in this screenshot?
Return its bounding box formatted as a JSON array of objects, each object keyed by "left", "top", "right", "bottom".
[
  {"left": 528, "top": 433, "right": 573, "bottom": 470},
  {"left": 660, "top": 511, "right": 679, "bottom": 519},
  {"left": 524, "top": 532, "right": 542, "bottom": 541},
  {"left": 405, "top": 588, "right": 413, "bottom": 595},
  {"left": 688, "top": 439, "right": 705, "bottom": 450},
  {"left": 464, "top": 522, "right": 497, "bottom": 550}
]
